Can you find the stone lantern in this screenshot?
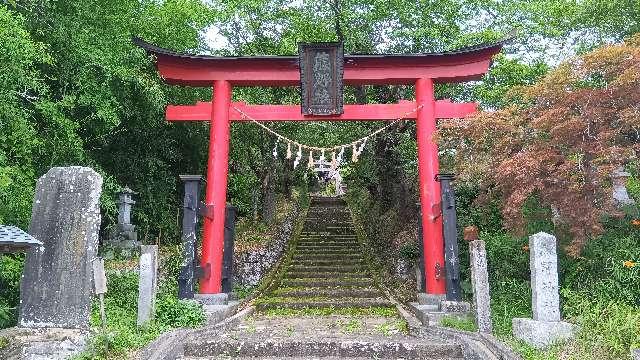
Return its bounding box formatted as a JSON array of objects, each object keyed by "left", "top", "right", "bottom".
[
  {"left": 106, "top": 186, "right": 140, "bottom": 251},
  {"left": 612, "top": 167, "right": 636, "bottom": 207}
]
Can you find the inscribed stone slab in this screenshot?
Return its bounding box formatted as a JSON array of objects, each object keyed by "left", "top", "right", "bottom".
[
  {"left": 19, "top": 167, "right": 103, "bottom": 329},
  {"left": 529, "top": 232, "right": 561, "bottom": 322}
]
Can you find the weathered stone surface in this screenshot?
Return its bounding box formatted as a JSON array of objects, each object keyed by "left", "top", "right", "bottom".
[
  {"left": 529, "top": 232, "right": 560, "bottom": 322},
  {"left": 234, "top": 200, "right": 300, "bottom": 286},
  {"left": 469, "top": 239, "right": 492, "bottom": 333},
  {"left": 512, "top": 318, "right": 577, "bottom": 349},
  {"left": 0, "top": 327, "right": 88, "bottom": 360},
  {"left": 106, "top": 187, "right": 139, "bottom": 251},
  {"left": 417, "top": 293, "right": 445, "bottom": 306},
  {"left": 137, "top": 245, "right": 158, "bottom": 325},
  {"left": 612, "top": 167, "right": 636, "bottom": 207},
  {"left": 513, "top": 232, "right": 578, "bottom": 348},
  {"left": 440, "top": 301, "right": 471, "bottom": 313},
  {"left": 194, "top": 293, "right": 228, "bottom": 305},
  {"left": 632, "top": 348, "right": 640, "bottom": 360},
  {"left": 19, "top": 166, "right": 102, "bottom": 329}
]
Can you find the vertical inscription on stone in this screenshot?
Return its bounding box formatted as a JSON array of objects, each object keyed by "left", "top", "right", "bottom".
[
  {"left": 529, "top": 232, "right": 561, "bottom": 322},
  {"left": 19, "top": 167, "right": 103, "bottom": 329},
  {"left": 299, "top": 42, "right": 344, "bottom": 115}
]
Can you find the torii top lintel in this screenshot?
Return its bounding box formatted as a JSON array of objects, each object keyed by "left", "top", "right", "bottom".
[{"left": 134, "top": 37, "right": 507, "bottom": 87}]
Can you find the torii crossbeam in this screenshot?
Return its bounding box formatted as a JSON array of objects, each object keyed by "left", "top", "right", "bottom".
[{"left": 135, "top": 37, "right": 506, "bottom": 296}]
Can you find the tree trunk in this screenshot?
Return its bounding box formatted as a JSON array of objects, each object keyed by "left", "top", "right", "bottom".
[{"left": 261, "top": 168, "right": 276, "bottom": 224}]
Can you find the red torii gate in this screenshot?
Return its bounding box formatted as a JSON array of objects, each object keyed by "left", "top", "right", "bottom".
[{"left": 135, "top": 38, "right": 505, "bottom": 296}]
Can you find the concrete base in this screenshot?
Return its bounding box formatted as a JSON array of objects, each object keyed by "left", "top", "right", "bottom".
[
  {"left": 409, "top": 302, "right": 472, "bottom": 327},
  {"left": 412, "top": 294, "right": 472, "bottom": 327},
  {"left": 194, "top": 293, "right": 229, "bottom": 305},
  {"left": 512, "top": 318, "right": 578, "bottom": 349},
  {"left": 202, "top": 301, "right": 240, "bottom": 325},
  {"left": 417, "top": 293, "right": 445, "bottom": 306},
  {"left": 440, "top": 301, "right": 471, "bottom": 313}
]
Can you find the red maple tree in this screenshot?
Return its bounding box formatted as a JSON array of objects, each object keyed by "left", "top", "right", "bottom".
[{"left": 442, "top": 34, "right": 640, "bottom": 256}]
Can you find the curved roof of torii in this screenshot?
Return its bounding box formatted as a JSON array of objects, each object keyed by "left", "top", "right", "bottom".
[{"left": 134, "top": 36, "right": 510, "bottom": 87}]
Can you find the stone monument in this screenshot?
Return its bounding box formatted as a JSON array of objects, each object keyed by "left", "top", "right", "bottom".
[
  {"left": 612, "top": 167, "right": 636, "bottom": 207},
  {"left": 19, "top": 166, "right": 103, "bottom": 329},
  {"left": 512, "top": 232, "right": 577, "bottom": 349},
  {"left": 137, "top": 245, "right": 158, "bottom": 326},
  {"left": 107, "top": 186, "right": 140, "bottom": 251},
  {"left": 465, "top": 226, "right": 493, "bottom": 333}
]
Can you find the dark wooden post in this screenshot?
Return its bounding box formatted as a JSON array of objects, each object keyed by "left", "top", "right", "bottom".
[
  {"left": 221, "top": 205, "right": 238, "bottom": 293},
  {"left": 178, "top": 175, "right": 203, "bottom": 299},
  {"left": 436, "top": 174, "right": 462, "bottom": 301}
]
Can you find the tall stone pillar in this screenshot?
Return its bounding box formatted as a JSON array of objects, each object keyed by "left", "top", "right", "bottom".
[{"left": 19, "top": 167, "right": 103, "bottom": 329}]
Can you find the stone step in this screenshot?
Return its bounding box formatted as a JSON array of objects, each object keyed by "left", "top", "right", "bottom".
[
  {"left": 283, "top": 271, "right": 369, "bottom": 279},
  {"left": 297, "top": 238, "right": 358, "bottom": 243},
  {"left": 292, "top": 254, "right": 363, "bottom": 261},
  {"left": 271, "top": 288, "right": 382, "bottom": 298},
  {"left": 296, "top": 242, "right": 359, "bottom": 248},
  {"left": 299, "top": 235, "right": 357, "bottom": 238},
  {"left": 301, "top": 231, "right": 355, "bottom": 235},
  {"left": 296, "top": 245, "right": 360, "bottom": 250},
  {"left": 179, "top": 357, "right": 403, "bottom": 360},
  {"left": 299, "top": 233, "right": 356, "bottom": 237},
  {"left": 295, "top": 248, "right": 362, "bottom": 254},
  {"left": 281, "top": 278, "right": 375, "bottom": 287},
  {"left": 288, "top": 265, "right": 362, "bottom": 273},
  {"left": 289, "top": 259, "right": 364, "bottom": 266},
  {"left": 183, "top": 339, "right": 462, "bottom": 359},
  {"left": 255, "top": 298, "right": 395, "bottom": 311}
]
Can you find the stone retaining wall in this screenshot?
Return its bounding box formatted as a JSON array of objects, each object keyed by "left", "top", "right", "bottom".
[{"left": 233, "top": 199, "right": 302, "bottom": 286}]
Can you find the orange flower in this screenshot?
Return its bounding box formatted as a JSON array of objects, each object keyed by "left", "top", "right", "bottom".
[
  {"left": 522, "top": 245, "right": 529, "bottom": 252},
  {"left": 623, "top": 260, "right": 636, "bottom": 268},
  {"left": 632, "top": 219, "right": 640, "bottom": 227}
]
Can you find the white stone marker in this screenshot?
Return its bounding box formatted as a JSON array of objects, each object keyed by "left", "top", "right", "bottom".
[
  {"left": 513, "top": 232, "right": 577, "bottom": 349},
  {"left": 469, "top": 239, "right": 492, "bottom": 333},
  {"left": 93, "top": 258, "right": 108, "bottom": 328},
  {"left": 137, "top": 245, "right": 158, "bottom": 326}
]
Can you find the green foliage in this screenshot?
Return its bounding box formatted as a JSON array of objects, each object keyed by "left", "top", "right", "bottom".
[
  {"left": 482, "top": 214, "right": 640, "bottom": 359},
  {"left": 155, "top": 297, "right": 205, "bottom": 328},
  {"left": 440, "top": 316, "right": 478, "bottom": 332},
  {"left": 0, "top": 255, "right": 24, "bottom": 328},
  {"left": 398, "top": 242, "right": 419, "bottom": 261},
  {"left": 76, "top": 264, "right": 204, "bottom": 359}
]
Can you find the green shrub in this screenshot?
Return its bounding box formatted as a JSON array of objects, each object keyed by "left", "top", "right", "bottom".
[
  {"left": 562, "top": 290, "right": 640, "bottom": 359},
  {"left": 155, "top": 297, "right": 205, "bottom": 328},
  {"left": 440, "top": 316, "right": 477, "bottom": 332},
  {"left": 76, "top": 263, "right": 205, "bottom": 359},
  {"left": 0, "top": 254, "right": 24, "bottom": 329}
]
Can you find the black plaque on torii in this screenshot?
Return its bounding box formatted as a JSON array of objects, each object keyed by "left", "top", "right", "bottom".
[{"left": 299, "top": 42, "right": 344, "bottom": 115}]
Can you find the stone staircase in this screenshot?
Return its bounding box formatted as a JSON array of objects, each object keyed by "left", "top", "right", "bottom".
[
  {"left": 177, "top": 196, "right": 465, "bottom": 360},
  {"left": 256, "top": 196, "right": 393, "bottom": 311}
]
